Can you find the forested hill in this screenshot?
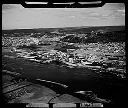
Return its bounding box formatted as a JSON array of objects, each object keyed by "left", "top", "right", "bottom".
[{"left": 61, "top": 30, "right": 125, "bottom": 43}]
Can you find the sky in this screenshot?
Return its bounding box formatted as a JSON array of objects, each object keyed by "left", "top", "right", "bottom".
[{"left": 2, "top": 3, "right": 125, "bottom": 30}]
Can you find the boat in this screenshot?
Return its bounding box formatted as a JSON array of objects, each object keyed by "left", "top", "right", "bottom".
[
  {"left": 81, "top": 61, "right": 93, "bottom": 65},
  {"left": 23, "top": 56, "right": 36, "bottom": 59},
  {"left": 42, "top": 59, "right": 53, "bottom": 63},
  {"left": 29, "top": 59, "right": 41, "bottom": 62},
  {"left": 61, "top": 60, "right": 77, "bottom": 67},
  {"left": 62, "top": 60, "right": 101, "bottom": 69},
  {"left": 82, "top": 65, "right": 101, "bottom": 69},
  {"left": 67, "top": 65, "right": 75, "bottom": 68}
]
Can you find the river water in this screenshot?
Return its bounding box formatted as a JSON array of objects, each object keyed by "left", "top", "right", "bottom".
[{"left": 2, "top": 55, "right": 127, "bottom": 105}]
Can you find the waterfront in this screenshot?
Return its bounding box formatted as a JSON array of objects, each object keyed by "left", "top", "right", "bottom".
[
  {"left": 2, "top": 53, "right": 127, "bottom": 105},
  {"left": 2, "top": 25, "right": 126, "bottom": 105}
]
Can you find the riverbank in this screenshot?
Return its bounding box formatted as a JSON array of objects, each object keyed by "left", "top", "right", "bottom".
[{"left": 2, "top": 52, "right": 127, "bottom": 106}]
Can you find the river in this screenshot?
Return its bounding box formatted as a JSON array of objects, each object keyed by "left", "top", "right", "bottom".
[{"left": 2, "top": 54, "right": 127, "bottom": 105}]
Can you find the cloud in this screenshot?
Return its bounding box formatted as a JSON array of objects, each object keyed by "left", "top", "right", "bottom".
[
  {"left": 2, "top": 4, "right": 24, "bottom": 14},
  {"left": 2, "top": 4, "right": 15, "bottom": 10},
  {"left": 2, "top": 4, "right": 23, "bottom": 10},
  {"left": 117, "top": 9, "right": 125, "bottom": 13},
  {"left": 2, "top": 3, "right": 125, "bottom": 30}
]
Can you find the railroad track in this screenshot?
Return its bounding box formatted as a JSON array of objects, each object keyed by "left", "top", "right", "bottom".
[
  {"left": 2, "top": 70, "right": 82, "bottom": 104},
  {"left": 2, "top": 70, "right": 111, "bottom": 105}
]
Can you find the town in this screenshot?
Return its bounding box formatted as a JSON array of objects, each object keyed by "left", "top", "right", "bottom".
[{"left": 2, "top": 29, "right": 126, "bottom": 79}]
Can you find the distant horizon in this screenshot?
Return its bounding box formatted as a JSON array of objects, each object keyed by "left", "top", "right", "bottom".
[{"left": 2, "top": 25, "right": 125, "bottom": 31}]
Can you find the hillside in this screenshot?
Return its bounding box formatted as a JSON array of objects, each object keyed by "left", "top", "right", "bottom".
[{"left": 61, "top": 29, "right": 125, "bottom": 43}]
